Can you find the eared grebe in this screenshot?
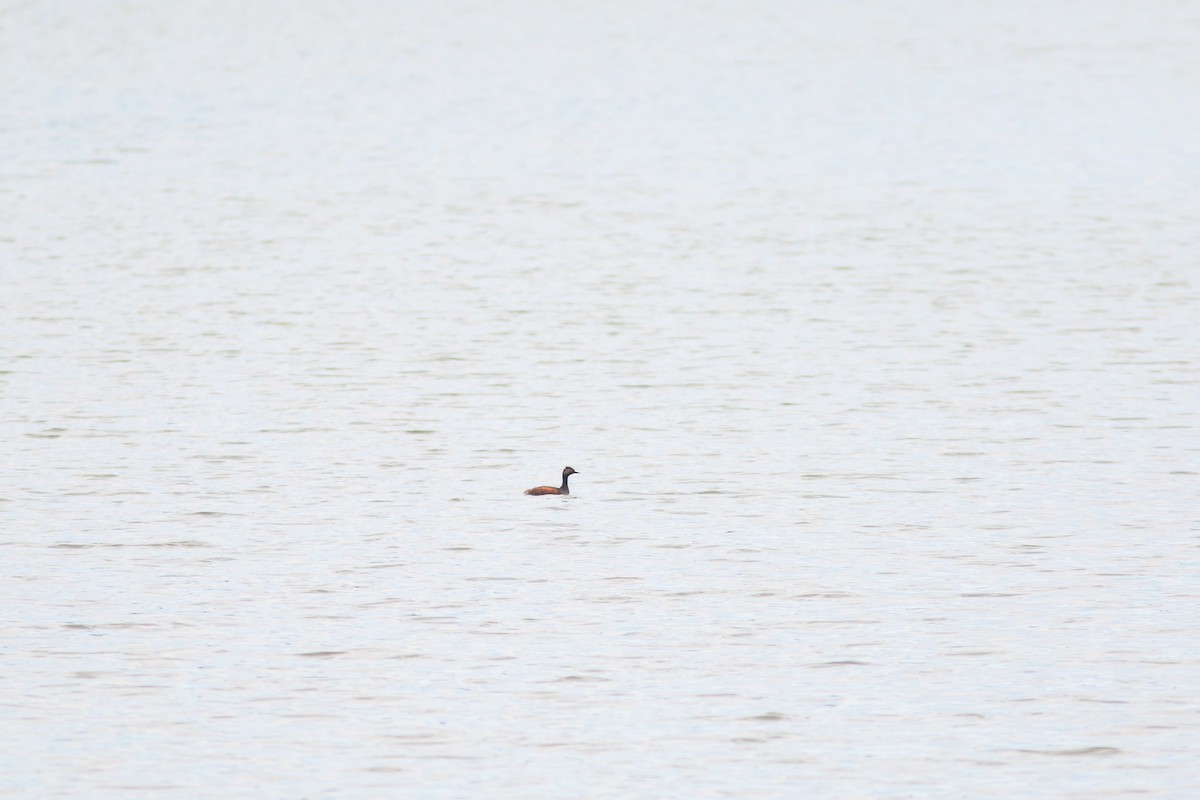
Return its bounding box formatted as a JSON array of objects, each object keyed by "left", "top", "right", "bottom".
[{"left": 525, "top": 466, "right": 577, "bottom": 496}]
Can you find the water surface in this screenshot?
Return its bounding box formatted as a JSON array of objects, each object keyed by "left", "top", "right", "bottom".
[{"left": 3, "top": 1, "right": 1199, "bottom": 797}]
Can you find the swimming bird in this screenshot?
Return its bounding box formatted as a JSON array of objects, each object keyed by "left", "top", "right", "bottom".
[{"left": 525, "top": 466, "right": 577, "bottom": 496}]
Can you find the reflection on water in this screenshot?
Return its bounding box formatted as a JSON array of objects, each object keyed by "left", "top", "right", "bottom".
[{"left": 3, "top": 0, "right": 1199, "bottom": 797}]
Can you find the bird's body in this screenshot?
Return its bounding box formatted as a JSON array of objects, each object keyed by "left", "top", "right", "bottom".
[
  {"left": 525, "top": 467, "right": 577, "bottom": 496},
  {"left": 524, "top": 485, "right": 564, "bottom": 496}
]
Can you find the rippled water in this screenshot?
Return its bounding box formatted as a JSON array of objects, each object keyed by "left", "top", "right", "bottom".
[{"left": 4, "top": 1, "right": 1200, "bottom": 797}]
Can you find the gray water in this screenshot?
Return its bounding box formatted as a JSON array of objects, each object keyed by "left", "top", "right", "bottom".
[{"left": 3, "top": 1, "right": 1199, "bottom": 797}]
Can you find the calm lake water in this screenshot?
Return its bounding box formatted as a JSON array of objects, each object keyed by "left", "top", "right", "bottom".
[{"left": 3, "top": 1, "right": 1199, "bottom": 797}]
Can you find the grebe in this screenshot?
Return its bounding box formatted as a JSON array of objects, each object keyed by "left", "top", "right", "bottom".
[{"left": 525, "top": 467, "right": 577, "bottom": 496}]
